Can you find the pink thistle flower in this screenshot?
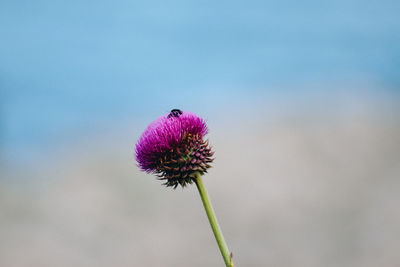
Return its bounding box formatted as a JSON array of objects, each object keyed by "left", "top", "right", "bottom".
[{"left": 135, "top": 109, "right": 214, "bottom": 188}]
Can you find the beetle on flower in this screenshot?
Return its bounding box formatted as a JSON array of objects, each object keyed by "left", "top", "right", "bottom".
[{"left": 135, "top": 109, "right": 214, "bottom": 188}]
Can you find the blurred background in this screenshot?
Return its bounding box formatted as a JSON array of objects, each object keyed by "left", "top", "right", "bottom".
[{"left": 1, "top": 0, "right": 399, "bottom": 266}]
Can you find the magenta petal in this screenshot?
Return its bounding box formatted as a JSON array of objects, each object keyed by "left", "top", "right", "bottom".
[{"left": 135, "top": 111, "right": 208, "bottom": 172}]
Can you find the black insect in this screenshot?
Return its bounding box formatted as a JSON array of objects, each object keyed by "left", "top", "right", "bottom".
[{"left": 167, "top": 109, "right": 183, "bottom": 118}]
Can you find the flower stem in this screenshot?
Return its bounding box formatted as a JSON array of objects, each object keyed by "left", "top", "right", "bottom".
[{"left": 194, "top": 172, "right": 234, "bottom": 267}]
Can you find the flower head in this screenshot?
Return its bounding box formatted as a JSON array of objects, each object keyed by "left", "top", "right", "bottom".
[{"left": 135, "top": 109, "right": 214, "bottom": 188}]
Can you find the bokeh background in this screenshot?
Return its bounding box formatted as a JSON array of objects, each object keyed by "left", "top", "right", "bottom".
[{"left": 1, "top": 0, "right": 400, "bottom": 266}]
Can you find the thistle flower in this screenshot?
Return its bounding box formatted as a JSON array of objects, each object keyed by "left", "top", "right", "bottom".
[
  {"left": 135, "top": 109, "right": 214, "bottom": 188},
  {"left": 135, "top": 109, "right": 234, "bottom": 267}
]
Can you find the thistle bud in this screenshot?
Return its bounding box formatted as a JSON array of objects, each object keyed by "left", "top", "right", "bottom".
[{"left": 135, "top": 110, "right": 214, "bottom": 188}]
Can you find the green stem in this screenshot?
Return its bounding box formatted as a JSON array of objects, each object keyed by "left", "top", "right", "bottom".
[{"left": 194, "top": 172, "right": 234, "bottom": 267}]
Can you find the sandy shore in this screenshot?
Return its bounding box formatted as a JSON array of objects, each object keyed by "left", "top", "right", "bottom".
[{"left": 1, "top": 97, "right": 399, "bottom": 267}]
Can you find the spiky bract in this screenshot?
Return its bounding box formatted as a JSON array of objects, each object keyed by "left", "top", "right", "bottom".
[{"left": 135, "top": 111, "right": 214, "bottom": 188}]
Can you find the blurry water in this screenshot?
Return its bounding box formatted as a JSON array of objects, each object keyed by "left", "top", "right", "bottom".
[{"left": 1, "top": 0, "right": 399, "bottom": 162}]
